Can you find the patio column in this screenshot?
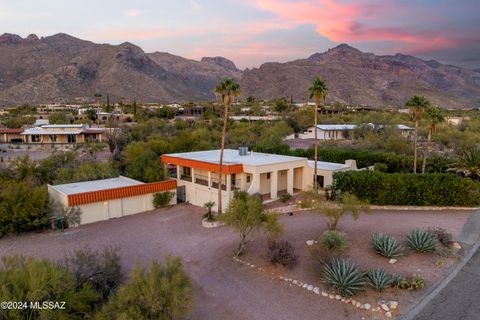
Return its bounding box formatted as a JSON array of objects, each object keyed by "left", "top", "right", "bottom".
[
  {"left": 208, "top": 171, "right": 212, "bottom": 188},
  {"left": 226, "top": 174, "right": 232, "bottom": 193},
  {"left": 240, "top": 173, "right": 246, "bottom": 190},
  {"left": 271, "top": 171, "right": 278, "bottom": 199},
  {"left": 287, "top": 169, "right": 294, "bottom": 195},
  {"left": 191, "top": 168, "right": 195, "bottom": 183},
  {"left": 176, "top": 165, "right": 181, "bottom": 182}
]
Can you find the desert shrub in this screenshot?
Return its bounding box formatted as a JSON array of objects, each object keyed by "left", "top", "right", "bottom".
[
  {"left": 0, "top": 255, "right": 99, "bottom": 319},
  {"left": 321, "top": 230, "right": 350, "bottom": 251},
  {"left": 322, "top": 258, "right": 365, "bottom": 297},
  {"left": 99, "top": 256, "right": 193, "bottom": 320},
  {"left": 153, "top": 191, "right": 175, "bottom": 208},
  {"left": 63, "top": 246, "right": 123, "bottom": 302},
  {"left": 428, "top": 227, "right": 453, "bottom": 247},
  {"left": 333, "top": 170, "right": 480, "bottom": 206},
  {"left": 370, "top": 233, "right": 402, "bottom": 258},
  {"left": 365, "top": 269, "right": 392, "bottom": 292},
  {"left": 407, "top": 229, "right": 437, "bottom": 252},
  {"left": 268, "top": 240, "right": 297, "bottom": 267},
  {"left": 409, "top": 273, "right": 426, "bottom": 290},
  {"left": 0, "top": 180, "right": 50, "bottom": 237},
  {"left": 280, "top": 193, "right": 292, "bottom": 203},
  {"left": 390, "top": 273, "right": 409, "bottom": 289}
]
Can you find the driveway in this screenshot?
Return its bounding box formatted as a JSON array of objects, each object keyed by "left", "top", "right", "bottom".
[{"left": 0, "top": 205, "right": 473, "bottom": 320}]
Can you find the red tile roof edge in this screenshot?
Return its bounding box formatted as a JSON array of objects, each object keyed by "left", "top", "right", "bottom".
[
  {"left": 161, "top": 155, "right": 243, "bottom": 174},
  {"left": 0, "top": 128, "right": 24, "bottom": 134},
  {"left": 67, "top": 180, "right": 177, "bottom": 206}
]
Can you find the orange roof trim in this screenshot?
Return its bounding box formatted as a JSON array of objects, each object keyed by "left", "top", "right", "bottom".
[
  {"left": 68, "top": 180, "right": 177, "bottom": 206},
  {"left": 161, "top": 155, "right": 243, "bottom": 174}
]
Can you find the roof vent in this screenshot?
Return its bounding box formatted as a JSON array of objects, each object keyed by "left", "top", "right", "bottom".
[{"left": 238, "top": 147, "right": 248, "bottom": 156}]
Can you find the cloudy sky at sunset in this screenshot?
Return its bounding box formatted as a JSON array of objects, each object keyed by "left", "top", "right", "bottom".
[{"left": 1, "top": 0, "right": 479, "bottom": 69}]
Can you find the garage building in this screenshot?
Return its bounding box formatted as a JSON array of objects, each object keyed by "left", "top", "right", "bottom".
[{"left": 48, "top": 176, "right": 176, "bottom": 225}]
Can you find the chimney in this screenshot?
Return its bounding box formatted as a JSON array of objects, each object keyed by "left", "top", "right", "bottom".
[{"left": 238, "top": 147, "right": 248, "bottom": 156}]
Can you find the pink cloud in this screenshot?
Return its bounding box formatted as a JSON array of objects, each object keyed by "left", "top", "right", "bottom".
[{"left": 249, "top": 0, "right": 460, "bottom": 52}]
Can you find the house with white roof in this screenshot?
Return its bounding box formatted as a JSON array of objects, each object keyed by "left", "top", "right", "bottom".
[
  {"left": 286, "top": 124, "right": 414, "bottom": 140},
  {"left": 21, "top": 124, "right": 105, "bottom": 144},
  {"left": 161, "top": 148, "right": 358, "bottom": 211}
]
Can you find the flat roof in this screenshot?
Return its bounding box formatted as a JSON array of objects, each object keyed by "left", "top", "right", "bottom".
[
  {"left": 317, "top": 124, "right": 357, "bottom": 130},
  {"left": 164, "top": 149, "right": 306, "bottom": 166},
  {"left": 50, "top": 176, "right": 143, "bottom": 195},
  {"left": 21, "top": 127, "right": 83, "bottom": 135},
  {"left": 307, "top": 160, "right": 350, "bottom": 171},
  {"left": 41, "top": 124, "right": 85, "bottom": 128}
]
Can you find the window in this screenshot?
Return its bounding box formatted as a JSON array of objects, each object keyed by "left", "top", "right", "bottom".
[
  {"left": 246, "top": 175, "right": 251, "bottom": 183},
  {"left": 266, "top": 173, "right": 270, "bottom": 179},
  {"left": 183, "top": 167, "right": 191, "bottom": 176},
  {"left": 67, "top": 134, "right": 77, "bottom": 143},
  {"left": 279, "top": 170, "right": 287, "bottom": 176},
  {"left": 31, "top": 135, "right": 40, "bottom": 143},
  {"left": 48, "top": 135, "right": 57, "bottom": 142}
]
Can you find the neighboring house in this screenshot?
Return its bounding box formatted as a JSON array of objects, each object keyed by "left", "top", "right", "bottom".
[
  {"left": 21, "top": 124, "right": 106, "bottom": 144},
  {"left": 0, "top": 128, "right": 24, "bottom": 143},
  {"left": 175, "top": 105, "right": 205, "bottom": 118},
  {"left": 286, "top": 124, "right": 414, "bottom": 140},
  {"left": 446, "top": 117, "right": 469, "bottom": 126},
  {"left": 161, "top": 148, "right": 358, "bottom": 211},
  {"left": 229, "top": 115, "right": 280, "bottom": 121},
  {"left": 48, "top": 176, "right": 177, "bottom": 225}
]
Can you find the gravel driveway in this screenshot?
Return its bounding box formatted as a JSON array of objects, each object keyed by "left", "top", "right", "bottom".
[{"left": 0, "top": 205, "right": 473, "bottom": 320}]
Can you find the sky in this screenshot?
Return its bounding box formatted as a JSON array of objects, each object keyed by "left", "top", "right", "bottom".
[{"left": 1, "top": 0, "right": 479, "bottom": 69}]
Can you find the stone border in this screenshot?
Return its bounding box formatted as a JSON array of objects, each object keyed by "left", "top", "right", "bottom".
[
  {"left": 201, "top": 218, "right": 225, "bottom": 228},
  {"left": 233, "top": 256, "right": 398, "bottom": 318}
]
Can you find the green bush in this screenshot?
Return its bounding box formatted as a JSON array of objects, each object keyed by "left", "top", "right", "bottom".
[
  {"left": 374, "top": 163, "right": 388, "bottom": 172},
  {"left": 153, "top": 191, "right": 175, "bottom": 208},
  {"left": 365, "top": 269, "right": 392, "bottom": 292},
  {"left": 321, "top": 230, "right": 350, "bottom": 251},
  {"left": 99, "top": 256, "right": 193, "bottom": 320},
  {"left": 322, "top": 258, "right": 365, "bottom": 297},
  {"left": 280, "top": 193, "right": 292, "bottom": 203},
  {"left": 371, "top": 233, "right": 402, "bottom": 258},
  {"left": 0, "top": 181, "right": 50, "bottom": 237},
  {"left": 333, "top": 170, "right": 480, "bottom": 206},
  {"left": 0, "top": 255, "right": 99, "bottom": 319},
  {"left": 407, "top": 229, "right": 437, "bottom": 252}
]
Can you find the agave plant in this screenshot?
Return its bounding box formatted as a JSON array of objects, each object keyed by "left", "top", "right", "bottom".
[
  {"left": 371, "top": 233, "right": 402, "bottom": 258},
  {"left": 322, "top": 258, "right": 365, "bottom": 297},
  {"left": 365, "top": 268, "right": 392, "bottom": 292},
  {"left": 407, "top": 229, "right": 437, "bottom": 252}
]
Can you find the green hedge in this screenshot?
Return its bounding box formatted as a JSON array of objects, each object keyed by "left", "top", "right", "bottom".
[
  {"left": 333, "top": 171, "right": 480, "bottom": 206},
  {"left": 255, "top": 145, "right": 413, "bottom": 173}
]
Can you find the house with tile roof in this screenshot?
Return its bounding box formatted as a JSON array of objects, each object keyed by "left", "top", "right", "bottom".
[{"left": 161, "top": 148, "right": 358, "bottom": 211}]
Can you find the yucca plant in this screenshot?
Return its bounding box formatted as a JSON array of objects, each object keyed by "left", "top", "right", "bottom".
[
  {"left": 371, "top": 233, "right": 402, "bottom": 258},
  {"left": 365, "top": 268, "right": 392, "bottom": 292},
  {"left": 322, "top": 258, "right": 365, "bottom": 297},
  {"left": 407, "top": 229, "right": 437, "bottom": 252}
]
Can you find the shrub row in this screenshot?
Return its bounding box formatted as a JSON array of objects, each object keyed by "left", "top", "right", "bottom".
[
  {"left": 333, "top": 170, "right": 480, "bottom": 206},
  {"left": 255, "top": 145, "right": 413, "bottom": 173}
]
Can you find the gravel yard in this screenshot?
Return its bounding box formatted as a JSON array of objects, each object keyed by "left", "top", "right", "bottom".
[{"left": 0, "top": 204, "right": 473, "bottom": 319}]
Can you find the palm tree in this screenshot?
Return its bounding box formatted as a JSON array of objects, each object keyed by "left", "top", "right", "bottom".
[
  {"left": 215, "top": 78, "right": 240, "bottom": 214},
  {"left": 406, "top": 95, "right": 430, "bottom": 173},
  {"left": 308, "top": 77, "right": 328, "bottom": 189},
  {"left": 449, "top": 147, "right": 480, "bottom": 180},
  {"left": 421, "top": 105, "right": 445, "bottom": 173}
]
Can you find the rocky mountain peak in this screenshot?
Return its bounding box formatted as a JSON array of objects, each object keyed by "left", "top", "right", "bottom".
[
  {"left": 0, "top": 33, "right": 23, "bottom": 44},
  {"left": 201, "top": 56, "right": 239, "bottom": 72},
  {"left": 26, "top": 34, "right": 39, "bottom": 42}
]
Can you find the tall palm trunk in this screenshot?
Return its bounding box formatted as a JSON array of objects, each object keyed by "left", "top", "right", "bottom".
[
  {"left": 421, "top": 127, "right": 433, "bottom": 173},
  {"left": 413, "top": 119, "right": 419, "bottom": 173},
  {"left": 313, "top": 102, "right": 318, "bottom": 189},
  {"left": 218, "top": 97, "right": 230, "bottom": 214}
]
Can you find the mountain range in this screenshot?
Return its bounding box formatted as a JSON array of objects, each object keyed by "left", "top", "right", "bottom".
[{"left": 0, "top": 33, "right": 479, "bottom": 108}]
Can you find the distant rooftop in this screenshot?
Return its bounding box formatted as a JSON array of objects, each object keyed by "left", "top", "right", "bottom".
[
  {"left": 41, "top": 124, "right": 85, "bottom": 128},
  {"left": 50, "top": 176, "right": 143, "bottom": 195},
  {"left": 317, "top": 124, "right": 357, "bottom": 131},
  {"left": 307, "top": 160, "right": 350, "bottom": 171},
  {"left": 164, "top": 149, "right": 306, "bottom": 166}
]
